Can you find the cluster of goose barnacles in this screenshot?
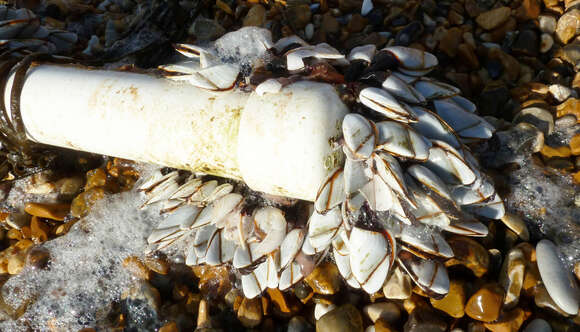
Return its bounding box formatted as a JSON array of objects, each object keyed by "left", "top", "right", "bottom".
[{"left": 142, "top": 31, "right": 506, "bottom": 300}]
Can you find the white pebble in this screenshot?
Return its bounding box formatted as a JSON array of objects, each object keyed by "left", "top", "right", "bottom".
[
  {"left": 540, "top": 33, "right": 554, "bottom": 53},
  {"left": 361, "top": 0, "right": 373, "bottom": 16},
  {"left": 539, "top": 15, "right": 557, "bottom": 34},
  {"left": 536, "top": 239, "right": 580, "bottom": 315},
  {"left": 549, "top": 84, "right": 575, "bottom": 102}
]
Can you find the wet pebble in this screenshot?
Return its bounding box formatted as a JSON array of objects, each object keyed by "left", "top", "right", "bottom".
[
  {"left": 430, "top": 279, "right": 466, "bottom": 318},
  {"left": 465, "top": 283, "right": 505, "bottom": 322},
  {"left": 536, "top": 239, "right": 580, "bottom": 315},
  {"left": 24, "top": 202, "right": 70, "bottom": 221},
  {"left": 500, "top": 213, "right": 530, "bottom": 241},
  {"left": 304, "top": 261, "right": 341, "bottom": 295},
  {"left": 499, "top": 248, "right": 526, "bottom": 309}
]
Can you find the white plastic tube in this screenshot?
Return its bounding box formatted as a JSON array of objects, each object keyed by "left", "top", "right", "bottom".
[{"left": 7, "top": 65, "right": 348, "bottom": 201}]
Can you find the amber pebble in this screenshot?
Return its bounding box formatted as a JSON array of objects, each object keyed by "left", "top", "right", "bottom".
[
  {"left": 556, "top": 98, "right": 580, "bottom": 121},
  {"left": 122, "top": 256, "right": 150, "bottom": 280},
  {"left": 77, "top": 329, "right": 96, "bottom": 332},
  {"left": 238, "top": 297, "right": 263, "bottom": 328},
  {"left": 404, "top": 294, "right": 429, "bottom": 314},
  {"left": 267, "top": 288, "right": 300, "bottom": 316},
  {"left": 574, "top": 262, "right": 580, "bottom": 282},
  {"left": 24, "top": 202, "right": 70, "bottom": 221},
  {"left": 304, "top": 261, "right": 341, "bottom": 295},
  {"left": 20, "top": 226, "right": 31, "bottom": 239},
  {"left": 570, "top": 135, "right": 580, "bottom": 155},
  {"left": 6, "top": 228, "right": 22, "bottom": 240},
  {"left": 15, "top": 239, "right": 34, "bottom": 251},
  {"left": 30, "top": 216, "right": 49, "bottom": 243},
  {"left": 192, "top": 265, "right": 232, "bottom": 298},
  {"left": 465, "top": 283, "right": 505, "bottom": 322},
  {"left": 197, "top": 299, "right": 211, "bottom": 329},
  {"left": 70, "top": 187, "right": 105, "bottom": 218},
  {"left": 54, "top": 220, "right": 77, "bottom": 236},
  {"left": 446, "top": 236, "right": 490, "bottom": 277},
  {"left": 261, "top": 296, "right": 269, "bottom": 316},
  {"left": 158, "top": 321, "right": 178, "bottom": 332},
  {"left": 430, "top": 280, "right": 466, "bottom": 318},
  {"left": 85, "top": 169, "right": 107, "bottom": 190},
  {"left": 484, "top": 307, "right": 530, "bottom": 332},
  {"left": 143, "top": 256, "right": 169, "bottom": 275},
  {"left": 573, "top": 171, "right": 580, "bottom": 184},
  {"left": 540, "top": 145, "right": 572, "bottom": 158}
]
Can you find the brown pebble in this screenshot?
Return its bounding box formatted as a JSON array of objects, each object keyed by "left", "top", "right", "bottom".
[
  {"left": 465, "top": 283, "right": 505, "bottom": 322},
  {"left": 243, "top": 4, "right": 266, "bottom": 27},
  {"left": 24, "top": 202, "right": 70, "bottom": 221},
  {"left": 430, "top": 280, "right": 466, "bottom": 318},
  {"left": 316, "top": 304, "right": 363, "bottom": 332},
  {"left": 439, "top": 27, "right": 463, "bottom": 57},
  {"left": 476, "top": 7, "right": 511, "bottom": 30},
  {"left": 516, "top": 0, "right": 541, "bottom": 21}
]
